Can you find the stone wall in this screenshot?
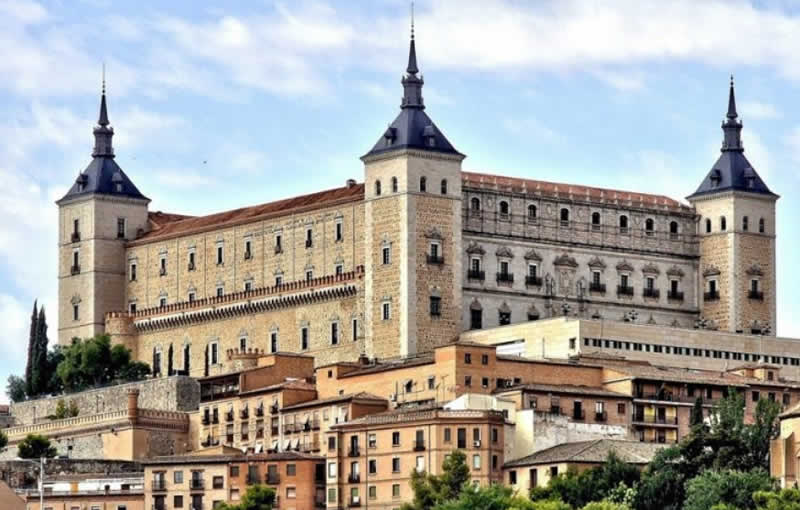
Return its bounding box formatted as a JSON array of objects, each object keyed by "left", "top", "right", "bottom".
[
  {"left": 9, "top": 376, "right": 199, "bottom": 426},
  {"left": 0, "top": 458, "right": 141, "bottom": 489}
]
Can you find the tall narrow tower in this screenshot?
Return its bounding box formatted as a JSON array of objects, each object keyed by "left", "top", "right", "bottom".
[
  {"left": 688, "top": 78, "right": 778, "bottom": 335},
  {"left": 361, "top": 25, "right": 464, "bottom": 358},
  {"left": 56, "top": 80, "right": 150, "bottom": 345}
]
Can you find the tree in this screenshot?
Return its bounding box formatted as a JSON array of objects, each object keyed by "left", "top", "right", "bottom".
[
  {"left": 53, "top": 399, "right": 79, "bottom": 420},
  {"left": 24, "top": 300, "right": 37, "bottom": 397},
  {"left": 683, "top": 469, "right": 774, "bottom": 510},
  {"left": 220, "top": 485, "right": 275, "bottom": 510},
  {"left": 56, "top": 335, "right": 150, "bottom": 392},
  {"left": 581, "top": 502, "right": 631, "bottom": 510},
  {"left": 435, "top": 484, "right": 570, "bottom": 510},
  {"left": 31, "top": 306, "right": 49, "bottom": 395},
  {"left": 746, "top": 398, "right": 781, "bottom": 471},
  {"left": 0, "top": 429, "right": 8, "bottom": 450},
  {"left": 691, "top": 397, "right": 705, "bottom": 427},
  {"left": 17, "top": 434, "right": 57, "bottom": 459},
  {"left": 542, "top": 453, "right": 641, "bottom": 509},
  {"left": 6, "top": 375, "right": 26, "bottom": 403},
  {"left": 753, "top": 488, "right": 800, "bottom": 510},
  {"left": 633, "top": 445, "right": 686, "bottom": 510},
  {"left": 402, "top": 450, "right": 471, "bottom": 510}
]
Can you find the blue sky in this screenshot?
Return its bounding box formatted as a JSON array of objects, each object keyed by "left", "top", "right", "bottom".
[{"left": 2, "top": 0, "right": 800, "bottom": 402}]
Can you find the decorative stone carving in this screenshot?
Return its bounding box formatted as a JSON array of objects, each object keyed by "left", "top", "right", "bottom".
[
  {"left": 425, "top": 227, "right": 443, "bottom": 240},
  {"left": 527, "top": 304, "right": 540, "bottom": 319},
  {"left": 498, "top": 302, "right": 511, "bottom": 314},
  {"left": 469, "top": 299, "right": 482, "bottom": 311},
  {"left": 666, "top": 265, "right": 685, "bottom": 278},
  {"left": 553, "top": 253, "right": 579, "bottom": 268},
  {"left": 588, "top": 256, "right": 606, "bottom": 270},
  {"left": 466, "top": 242, "right": 486, "bottom": 255},
  {"left": 746, "top": 264, "right": 764, "bottom": 276},
  {"left": 524, "top": 248, "right": 542, "bottom": 261},
  {"left": 495, "top": 246, "right": 514, "bottom": 259},
  {"left": 641, "top": 263, "right": 660, "bottom": 275},
  {"left": 616, "top": 260, "right": 634, "bottom": 272},
  {"left": 703, "top": 265, "right": 721, "bottom": 277}
]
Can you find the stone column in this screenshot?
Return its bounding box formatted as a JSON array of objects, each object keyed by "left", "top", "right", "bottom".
[{"left": 127, "top": 388, "right": 140, "bottom": 425}]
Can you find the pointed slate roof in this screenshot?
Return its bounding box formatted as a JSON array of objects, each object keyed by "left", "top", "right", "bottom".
[
  {"left": 58, "top": 82, "right": 148, "bottom": 205},
  {"left": 362, "top": 26, "right": 461, "bottom": 159},
  {"left": 688, "top": 77, "right": 777, "bottom": 200}
]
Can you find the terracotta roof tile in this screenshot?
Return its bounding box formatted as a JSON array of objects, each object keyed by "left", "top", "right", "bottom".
[
  {"left": 462, "top": 171, "right": 692, "bottom": 212},
  {"left": 505, "top": 439, "right": 665, "bottom": 467}
]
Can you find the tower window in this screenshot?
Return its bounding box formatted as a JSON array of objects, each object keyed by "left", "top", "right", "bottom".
[
  {"left": 300, "top": 327, "right": 309, "bottom": 350},
  {"left": 159, "top": 297, "right": 167, "bottom": 308},
  {"left": 216, "top": 285, "right": 224, "bottom": 297},
  {"left": 591, "top": 212, "right": 601, "bottom": 230},
  {"left": 117, "top": 218, "right": 126, "bottom": 239},
  {"left": 706, "top": 218, "right": 712, "bottom": 233},
  {"left": 529, "top": 205, "right": 538, "bottom": 222},
  {"left": 391, "top": 177, "right": 398, "bottom": 193},
  {"left": 499, "top": 201, "right": 510, "bottom": 218},
  {"left": 352, "top": 318, "right": 359, "bottom": 341},
  {"left": 244, "top": 239, "right": 252, "bottom": 259},
  {"left": 73, "top": 303, "right": 79, "bottom": 321},
  {"left": 216, "top": 245, "right": 224, "bottom": 265},
  {"left": 669, "top": 221, "right": 679, "bottom": 239},
  {"left": 470, "top": 197, "right": 481, "bottom": 212},
  {"left": 382, "top": 246, "right": 391, "bottom": 265},
  {"left": 336, "top": 221, "right": 343, "bottom": 242},
  {"left": 429, "top": 296, "right": 441, "bottom": 317},
  {"left": 375, "top": 180, "right": 381, "bottom": 196},
  {"left": 130, "top": 262, "right": 137, "bottom": 281},
  {"left": 560, "top": 208, "right": 570, "bottom": 226},
  {"left": 159, "top": 256, "right": 167, "bottom": 276},
  {"left": 188, "top": 251, "right": 196, "bottom": 270},
  {"left": 331, "top": 322, "right": 339, "bottom": 345},
  {"left": 129, "top": 302, "right": 136, "bottom": 314},
  {"left": 420, "top": 177, "right": 427, "bottom": 192},
  {"left": 619, "top": 215, "right": 629, "bottom": 234},
  {"left": 720, "top": 216, "right": 727, "bottom": 231},
  {"left": 382, "top": 302, "right": 391, "bottom": 320},
  {"left": 441, "top": 179, "right": 447, "bottom": 195},
  {"left": 742, "top": 216, "right": 749, "bottom": 232},
  {"left": 73, "top": 218, "right": 80, "bottom": 237},
  {"left": 306, "top": 269, "right": 313, "bottom": 281},
  {"left": 270, "top": 331, "right": 278, "bottom": 353},
  {"left": 759, "top": 218, "right": 765, "bottom": 233},
  {"left": 275, "top": 234, "right": 282, "bottom": 253},
  {"left": 305, "top": 228, "right": 313, "bottom": 248},
  {"left": 645, "top": 218, "right": 655, "bottom": 235}
]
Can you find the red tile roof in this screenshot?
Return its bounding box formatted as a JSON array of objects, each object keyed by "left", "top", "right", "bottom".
[
  {"left": 462, "top": 171, "right": 691, "bottom": 211},
  {"left": 132, "top": 182, "right": 365, "bottom": 245}
]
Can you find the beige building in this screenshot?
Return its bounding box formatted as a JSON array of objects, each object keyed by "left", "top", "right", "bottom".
[{"left": 22, "top": 473, "right": 144, "bottom": 510}]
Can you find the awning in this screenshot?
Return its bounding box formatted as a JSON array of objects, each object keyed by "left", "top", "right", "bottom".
[
  {"left": 269, "top": 440, "right": 278, "bottom": 451},
  {"left": 291, "top": 438, "right": 300, "bottom": 449},
  {"left": 282, "top": 439, "right": 291, "bottom": 451},
  {"left": 255, "top": 442, "right": 263, "bottom": 453}
]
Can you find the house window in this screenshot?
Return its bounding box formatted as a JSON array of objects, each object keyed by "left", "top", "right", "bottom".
[
  {"left": 382, "top": 302, "right": 391, "bottom": 320},
  {"left": 188, "top": 251, "right": 196, "bottom": 270},
  {"left": 375, "top": 180, "right": 381, "bottom": 196},
  {"left": 216, "top": 285, "right": 224, "bottom": 297},
  {"left": 645, "top": 218, "right": 654, "bottom": 235},
  {"left": 441, "top": 179, "right": 447, "bottom": 195},
  {"left": 591, "top": 212, "right": 601, "bottom": 229},
  {"left": 470, "top": 197, "right": 481, "bottom": 212},
  {"left": 620, "top": 274, "right": 629, "bottom": 288},
  {"left": 159, "top": 256, "right": 167, "bottom": 276},
  {"left": 720, "top": 216, "right": 727, "bottom": 231},
  {"left": 391, "top": 177, "right": 398, "bottom": 193},
  {"left": 129, "top": 302, "right": 136, "bottom": 313},
  {"left": 509, "top": 470, "right": 517, "bottom": 485},
  {"left": 72, "top": 218, "right": 80, "bottom": 238},
  {"left": 72, "top": 303, "right": 79, "bottom": 321},
  {"left": 392, "top": 431, "right": 400, "bottom": 446},
  {"left": 117, "top": 218, "right": 126, "bottom": 239},
  {"left": 369, "top": 486, "right": 377, "bottom": 500},
  {"left": 528, "top": 204, "right": 538, "bottom": 221},
  {"left": 306, "top": 269, "right": 313, "bottom": 281},
  {"left": 301, "top": 327, "right": 309, "bottom": 350},
  {"left": 336, "top": 221, "right": 343, "bottom": 241},
  {"left": 188, "top": 291, "right": 196, "bottom": 302},
  {"left": 759, "top": 218, "right": 765, "bottom": 233},
  {"left": 275, "top": 234, "right": 282, "bottom": 253},
  {"left": 130, "top": 262, "right": 137, "bottom": 281},
  {"left": 328, "top": 488, "right": 337, "bottom": 503},
  {"left": 392, "top": 457, "right": 400, "bottom": 472},
  {"left": 465, "top": 376, "right": 472, "bottom": 387},
  {"left": 328, "top": 462, "right": 337, "bottom": 478},
  {"left": 499, "top": 201, "right": 510, "bottom": 218},
  {"left": 743, "top": 216, "right": 749, "bottom": 231},
  {"left": 592, "top": 271, "right": 601, "bottom": 286},
  {"left": 331, "top": 322, "right": 339, "bottom": 345},
  {"left": 216, "top": 244, "right": 224, "bottom": 265},
  {"left": 159, "top": 297, "right": 167, "bottom": 308},
  {"left": 619, "top": 215, "right": 629, "bottom": 233},
  {"left": 499, "top": 260, "right": 510, "bottom": 276},
  {"left": 244, "top": 281, "right": 252, "bottom": 292},
  {"left": 444, "top": 428, "right": 452, "bottom": 442},
  {"left": 706, "top": 218, "right": 712, "bottom": 233},
  {"left": 420, "top": 176, "right": 427, "bottom": 192},
  {"left": 465, "top": 353, "right": 472, "bottom": 364},
  {"left": 646, "top": 277, "right": 654, "bottom": 290},
  {"left": 305, "top": 228, "right": 313, "bottom": 248},
  {"left": 210, "top": 342, "right": 219, "bottom": 364},
  {"left": 392, "top": 484, "right": 400, "bottom": 498},
  {"left": 352, "top": 318, "right": 359, "bottom": 341},
  {"left": 335, "top": 263, "right": 344, "bottom": 275},
  {"left": 670, "top": 221, "right": 679, "bottom": 239},
  {"left": 472, "top": 454, "right": 481, "bottom": 470},
  {"left": 470, "top": 308, "right": 482, "bottom": 330},
  {"left": 239, "top": 336, "right": 247, "bottom": 352},
  {"left": 382, "top": 246, "right": 391, "bottom": 265},
  {"left": 499, "top": 309, "right": 511, "bottom": 325},
  {"left": 270, "top": 331, "right": 278, "bottom": 353},
  {"left": 429, "top": 296, "right": 441, "bottom": 316},
  {"left": 481, "top": 354, "right": 489, "bottom": 365},
  {"left": 471, "top": 257, "right": 481, "bottom": 272}
]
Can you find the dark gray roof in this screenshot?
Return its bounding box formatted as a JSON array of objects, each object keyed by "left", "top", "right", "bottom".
[
  {"left": 58, "top": 89, "right": 148, "bottom": 205},
  {"left": 362, "top": 33, "right": 461, "bottom": 159},
  {"left": 688, "top": 79, "right": 777, "bottom": 200},
  {"left": 505, "top": 439, "right": 664, "bottom": 468}
]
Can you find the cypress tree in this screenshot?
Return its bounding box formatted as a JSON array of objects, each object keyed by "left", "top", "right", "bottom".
[
  {"left": 32, "top": 307, "right": 49, "bottom": 395},
  {"left": 24, "top": 300, "right": 38, "bottom": 398}
]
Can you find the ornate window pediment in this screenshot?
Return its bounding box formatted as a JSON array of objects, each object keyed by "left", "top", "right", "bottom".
[
  {"left": 527, "top": 304, "right": 540, "bottom": 319},
  {"left": 553, "top": 253, "right": 579, "bottom": 268},
  {"left": 666, "top": 265, "right": 685, "bottom": 278},
  {"left": 588, "top": 256, "right": 606, "bottom": 270},
  {"left": 746, "top": 264, "right": 764, "bottom": 276},
  {"left": 641, "top": 263, "right": 660, "bottom": 275},
  {"left": 466, "top": 242, "right": 485, "bottom": 255},
  {"left": 70, "top": 295, "right": 82, "bottom": 305},
  {"left": 524, "top": 248, "right": 543, "bottom": 261},
  {"left": 616, "top": 260, "right": 634, "bottom": 272},
  {"left": 425, "top": 227, "right": 443, "bottom": 240},
  {"left": 703, "top": 265, "right": 721, "bottom": 277},
  {"left": 498, "top": 302, "right": 512, "bottom": 314},
  {"left": 495, "top": 246, "right": 514, "bottom": 259},
  {"left": 469, "top": 298, "right": 483, "bottom": 311}
]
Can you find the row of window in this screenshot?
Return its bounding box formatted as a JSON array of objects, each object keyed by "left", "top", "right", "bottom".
[
  {"left": 585, "top": 336, "right": 799, "bottom": 365},
  {"left": 375, "top": 176, "right": 448, "bottom": 196},
  {"left": 69, "top": 217, "right": 127, "bottom": 242},
  {"left": 704, "top": 215, "right": 766, "bottom": 234}
]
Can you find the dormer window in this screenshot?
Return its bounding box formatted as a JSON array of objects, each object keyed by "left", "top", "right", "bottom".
[
  {"left": 710, "top": 169, "right": 721, "bottom": 188},
  {"left": 384, "top": 127, "right": 397, "bottom": 145},
  {"left": 423, "top": 125, "right": 436, "bottom": 147},
  {"left": 115, "top": 182, "right": 123, "bottom": 193}
]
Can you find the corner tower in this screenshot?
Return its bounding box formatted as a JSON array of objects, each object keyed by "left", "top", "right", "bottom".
[
  {"left": 56, "top": 79, "right": 150, "bottom": 345},
  {"left": 688, "top": 77, "right": 778, "bottom": 335},
  {"left": 361, "top": 26, "right": 464, "bottom": 358}
]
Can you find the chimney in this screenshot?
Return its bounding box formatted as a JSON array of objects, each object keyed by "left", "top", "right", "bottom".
[{"left": 346, "top": 179, "right": 356, "bottom": 188}]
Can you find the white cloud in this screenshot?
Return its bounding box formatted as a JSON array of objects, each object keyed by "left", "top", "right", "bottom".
[
  {"left": 502, "top": 116, "right": 564, "bottom": 145},
  {"left": 0, "top": 294, "right": 33, "bottom": 404},
  {"left": 740, "top": 101, "right": 782, "bottom": 120},
  {"left": 592, "top": 69, "right": 646, "bottom": 92},
  {"left": 783, "top": 126, "right": 800, "bottom": 164}
]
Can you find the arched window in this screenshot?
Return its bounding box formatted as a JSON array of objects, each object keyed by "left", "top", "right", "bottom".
[
  {"left": 499, "top": 201, "right": 510, "bottom": 218},
  {"left": 591, "top": 212, "right": 601, "bottom": 230},
  {"left": 759, "top": 218, "right": 765, "bottom": 233},
  {"left": 645, "top": 218, "right": 655, "bottom": 236},
  {"left": 619, "top": 215, "right": 629, "bottom": 233},
  {"left": 470, "top": 197, "right": 481, "bottom": 211},
  {"left": 440, "top": 179, "right": 447, "bottom": 195},
  {"left": 420, "top": 176, "right": 427, "bottom": 192},
  {"left": 375, "top": 180, "right": 381, "bottom": 196},
  {"left": 706, "top": 218, "right": 712, "bottom": 233},
  {"left": 391, "top": 177, "right": 398, "bottom": 193},
  {"left": 720, "top": 216, "right": 727, "bottom": 231},
  {"left": 528, "top": 204, "right": 538, "bottom": 222},
  {"left": 560, "top": 208, "right": 570, "bottom": 226},
  {"left": 669, "top": 221, "right": 679, "bottom": 240},
  {"left": 742, "top": 215, "right": 749, "bottom": 232}
]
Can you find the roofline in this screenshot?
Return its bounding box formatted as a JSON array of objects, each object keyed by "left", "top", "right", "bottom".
[
  {"left": 280, "top": 394, "right": 388, "bottom": 412},
  {"left": 686, "top": 188, "right": 780, "bottom": 202},
  {"left": 361, "top": 146, "right": 465, "bottom": 163}
]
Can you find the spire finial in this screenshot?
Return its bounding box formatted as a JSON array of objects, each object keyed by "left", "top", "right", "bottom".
[
  {"left": 102, "top": 62, "right": 106, "bottom": 95},
  {"left": 97, "top": 64, "right": 110, "bottom": 127},
  {"left": 721, "top": 75, "right": 743, "bottom": 152},
  {"left": 411, "top": 1, "right": 415, "bottom": 40},
  {"left": 727, "top": 73, "right": 738, "bottom": 120},
  {"left": 405, "top": 2, "right": 419, "bottom": 75}
]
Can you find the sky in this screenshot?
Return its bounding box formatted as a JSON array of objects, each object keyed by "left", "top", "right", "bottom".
[{"left": 2, "top": 0, "right": 800, "bottom": 403}]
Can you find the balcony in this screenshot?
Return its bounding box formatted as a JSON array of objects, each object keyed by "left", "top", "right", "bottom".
[
  {"left": 226, "top": 434, "right": 234, "bottom": 444},
  {"left": 349, "top": 496, "right": 362, "bottom": 507},
  {"left": 153, "top": 504, "right": 166, "bottom": 510},
  {"left": 426, "top": 254, "right": 444, "bottom": 265},
  {"left": 348, "top": 447, "right": 360, "bottom": 457},
  {"left": 704, "top": 290, "right": 720, "bottom": 301},
  {"left": 632, "top": 414, "right": 678, "bottom": 426},
  {"left": 617, "top": 285, "right": 634, "bottom": 297},
  {"left": 667, "top": 291, "right": 684, "bottom": 301},
  {"left": 413, "top": 440, "right": 426, "bottom": 452},
  {"left": 301, "top": 441, "right": 320, "bottom": 453},
  {"left": 283, "top": 424, "right": 294, "bottom": 435},
  {"left": 270, "top": 404, "right": 279, "bottom": 415},
  {"left": 241, "top": 433, "right": 249, "bottom": 441},
  {"left": 348, "top": 473, "right": 361, "bottom": 483},
  {"left": 748, "top": 290, "right": 764, "bottom": 301},
  {"left": 496, "top": 272, "right": 514, "bottom": 284},
  {"left": 240, "top": 409, "right": 249, "bottom": 419},
  {"left": 266, "top": 474, "right": 280, "bottom": 485},
  {"left": 151, "top": 480, "right": 167, "bottom": 491},
  {"left": 467, "top": 269, "right": 485, "bottom": 281},
  {"left": 572, "top": 409, "right": 585, "bottom": 421},
  {"left": 311, "top": 419, "right": 320, "bottom": 430},
  {"left": 255, "top": 407, "right": 264, "bottom": 417},
  {"left": 589, "top": 283, "right": 606, "bottom": 294},
  {"left": 525, "top": 275, "right": 543, "bottom": 287},
  {"left": 70, "top": 264, "right": 81, "bottom": 275},
  {"left": 247, "top": 474, "right": 261, "bottom": 485},
  {"left": 595, "top": 411, "right": 607, "bottom": 422},
  {"left": 71, "top": 231, "right": 81, "bottom": 242},
  {"left": 642, "top": 288, "right": 660, "bottom": 299},
  {"left": 190, "top": 479, "right": 205, "bottom": 491},
  {"left": 549, "top": 406, "right": 563, "bottom": 415},
  {"left": 200, "top": 437, "right": 219, "bottom": 447}
]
